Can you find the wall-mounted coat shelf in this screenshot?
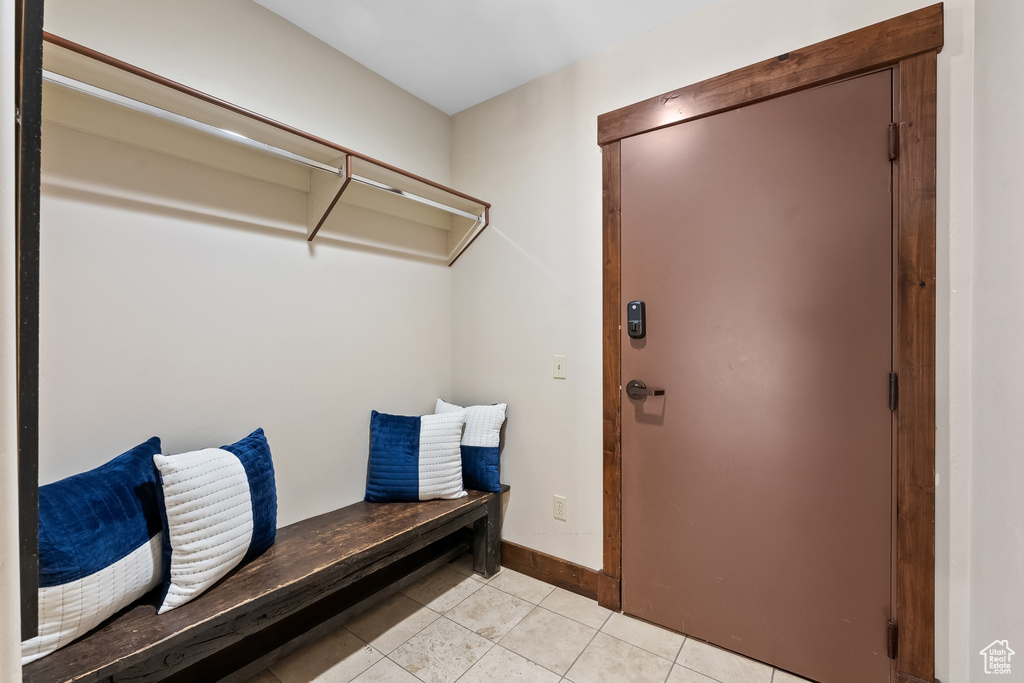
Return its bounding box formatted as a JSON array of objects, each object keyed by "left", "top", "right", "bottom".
[{"left": 40, "top": 33, "right": 490, "bottom": 265}]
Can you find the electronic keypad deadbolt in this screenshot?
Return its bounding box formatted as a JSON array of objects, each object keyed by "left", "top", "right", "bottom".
[{"left": 627, "top": 300, "right": 646, "bottom": 339}]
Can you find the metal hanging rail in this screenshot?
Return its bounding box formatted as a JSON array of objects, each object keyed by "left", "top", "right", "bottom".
[
  {"left": 349, "top": 174, "right": 482, "bottom": 222},
  {"left": 43, "top": 69, "right": 486, "bottom": 226},
  {"left": 43, "top": 70, "right": 341, "bottom": 175}
]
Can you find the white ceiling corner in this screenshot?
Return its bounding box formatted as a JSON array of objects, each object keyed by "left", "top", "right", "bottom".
[{"left": 251, "top": 0, "right": 717, "bottom": 115}]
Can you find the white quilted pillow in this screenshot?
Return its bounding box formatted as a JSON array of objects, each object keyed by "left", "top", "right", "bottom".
[
  {"left": 364, "top": 410, "right": 468, "bottom": 502},
  {"left": 154, "top": 448, "right": 255, "bottom": 613},
  {"left": 435, "top": 399, "right": 507, "bottom": 492}
]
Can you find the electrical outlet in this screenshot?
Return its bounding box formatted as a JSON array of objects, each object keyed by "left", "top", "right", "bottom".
[
  {"left": 553, "top": 494, "right": 567, "bottom": 522},
  {"left": 553, "top": 355, "right": 566, "bottom": 379}
]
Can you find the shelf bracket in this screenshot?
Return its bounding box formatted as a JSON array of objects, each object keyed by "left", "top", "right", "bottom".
[{"left": 307, "top": 155, "right": 350, "bottom": 241}]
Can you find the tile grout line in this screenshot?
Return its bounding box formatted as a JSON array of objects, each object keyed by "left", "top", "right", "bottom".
[
  {"left": 300, "top": 560, "right": 757, "bottom": 683},
  {"left": 662, "top": 636, "right": 688, "bottom": 683},
  {"left": 486, "top": 569, "right": 557, "bottom": 604},
  {"left": 396, "top": 564, "right": 555, "bottom": 681},
  {"left": 674, "top": 636, "right": 688, "bottom": 664},
  {"left": 597, "top": 614, "right": 686, "bottom": 668},
  {"left": 488, "top": 582, "right": 611, "bottom": 633},
  {"left": 449, "top": 634, "right": 497, "bottom": 683},
  {"left": 347, "top": 591, "right": 443, "bottom": 660},
  {"left": 383, "top": 614, "right": 498, "bottom": 683},
  {"left": 675, "top": 661, "right": 729, "bottom": 683},
  {"left": 332, "top": 625, "right": 385, "bottom": 683},
  {"left": 555, "top": 607, "right": 615, "bottom": 682},
  {"left": 498, "top": 604, "right": 580, "bottom": 679}
]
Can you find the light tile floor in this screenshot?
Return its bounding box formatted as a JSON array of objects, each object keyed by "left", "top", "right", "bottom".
[{"left": 244, "top": 554, "right": 814, "bottom": 683}]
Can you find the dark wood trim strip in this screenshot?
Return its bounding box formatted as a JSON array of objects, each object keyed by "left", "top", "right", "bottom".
[
  {"left": 597, "top": 3, "right": 943, "bottom": 145},
  {"left": 307, "top": 156, "right": 353, "bottom": 242},
  {"left": 41, "top": 32, "right": 491, "bottom": 210},
  {"left": 17, "top": 0, "right": 44, "bottom": 641},
  {"left": 500, "top": 541, "right": 599, "bottom": 601},
  {"left": 597, "top": 571, "right": 621, "bottom": 612},
  {"left": 601, "top": 141, "right": 622, "bottom": 611},
  {"left": 894, "top": 50, "right": 938, "bottom": 682}
]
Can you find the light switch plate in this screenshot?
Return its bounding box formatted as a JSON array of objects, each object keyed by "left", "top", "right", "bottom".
[{"left": 553, "top": 355, "right": 566, "bottom": 379}]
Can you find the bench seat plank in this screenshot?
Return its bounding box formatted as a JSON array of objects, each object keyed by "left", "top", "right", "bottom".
[{"left": 24, "top": 491, "right": 498, "bottom": 683}]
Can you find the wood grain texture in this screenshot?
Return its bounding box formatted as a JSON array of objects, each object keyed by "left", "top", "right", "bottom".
[
  {"left": 597, "top": 3, "right": 943, "bottom": 145},
  {"left": 500, "top": 541, "right": 599, "bottom": 600},
  {"left": 473, "top": 486, "right": 505, "bottom": 577},
  {"left": 597, "top": 572, "right": 621, "bottom": 612},
  {"left": 41, "top": 32, "right": 490, "bottom": 209},
  {"left": 895, "top": 51, "right": 938, "bottom": 683},
  {"left": 23, "top": 492, "right": 499, "bottom": 683},
  {"left": 17, "top": 0, "right": 44, "bottom": 641},
  {"left": 601, "top": 141, "right": 623, "bottom": 607}
]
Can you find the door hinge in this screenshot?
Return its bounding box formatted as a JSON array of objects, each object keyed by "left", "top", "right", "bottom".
[
  {"left": 887, "top": 620, "right": 898, "bottom": 659},
  {"left": 889, "top": 372, "right": 898, "bottom": 411},
  {"left": 888, "top": 123, "right": 899, "bottom": 161}
]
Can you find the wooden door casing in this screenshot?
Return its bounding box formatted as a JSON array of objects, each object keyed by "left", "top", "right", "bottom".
[{"left": 599, "top": 6, "right": 940, "bottom": 681}]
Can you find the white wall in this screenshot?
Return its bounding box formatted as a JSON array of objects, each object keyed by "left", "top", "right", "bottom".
[
  {"left": 0, "top": 0, "right": 24, "bottom": 678},
  {"left": 38, "top": 125, "right": 453, "bottom": 524},
  {"left": 43, "top": 0, "right": 452, "bottom": 183},
  {"left": 969, "top": 0, "right": 1024, "bottom": 679},
  {"left": 36, "top": 0, "right": 456, "bottom": 529},
  {"left": 449, "top": 1, "right": 976, "bottom": 681}
]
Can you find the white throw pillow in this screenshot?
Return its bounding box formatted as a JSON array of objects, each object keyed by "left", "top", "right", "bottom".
[{"left": 153, "top": 428, "right": 277, "bottom": 613}]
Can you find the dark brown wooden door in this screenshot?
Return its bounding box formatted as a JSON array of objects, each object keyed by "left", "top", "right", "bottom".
[{"left": 620, "top": 70, "right": 894, "bottom": 683}]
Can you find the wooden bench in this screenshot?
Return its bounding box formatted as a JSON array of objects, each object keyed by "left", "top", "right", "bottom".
[{"left": 23, "top": 487, "right": 506, "bottom": 683}]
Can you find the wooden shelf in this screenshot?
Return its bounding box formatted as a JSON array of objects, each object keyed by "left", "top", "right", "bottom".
[{"left": 40, "top": 33, "right": 490, "bottom": 265}]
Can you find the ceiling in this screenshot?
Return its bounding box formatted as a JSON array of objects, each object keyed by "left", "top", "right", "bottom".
[{"left": 251, "top": 0, "right": 716, "bottom": 115}]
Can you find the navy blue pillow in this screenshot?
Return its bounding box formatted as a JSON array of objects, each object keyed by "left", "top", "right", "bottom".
[
  {"left": 222, "top": 428, "right": 277, "bottom": 562},
  {"left": 23, "top": 438, "right": 165, "bottom": 664},
  {"left": 365, "top": 410, "right": 468, "bottom": 502},
  {"left": 39, "top": 437, "right": 163, "bottom": 586}
]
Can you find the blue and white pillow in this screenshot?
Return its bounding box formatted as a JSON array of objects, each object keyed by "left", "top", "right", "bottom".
[
  {"left": 435, "top": 399, "right": 507, "bottom": 492},
  {"left": 153, "top": 428, "right": 276, "bottom": 613},
  {"left": 22, "top": 438, "right": 164, "bottom": 665},
  {"left": 365, "top": 410, "right": 468, "bottom": 502}
]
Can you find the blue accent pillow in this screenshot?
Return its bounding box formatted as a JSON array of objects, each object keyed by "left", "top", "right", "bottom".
[
  {"left": 365, "top": 410, "right": 468, "bottom": 502},
  {"left": 38, "top": 437, "right": 163, "bottom": 586},
  {"left": 23, "top": 438, "right": 165, "bottom": 664},
  {"left": 435, "top": 399, "right": 507, "bottom": 492},
  {"left": 222, "top": 428, "right": 278, "bottom": 563}
]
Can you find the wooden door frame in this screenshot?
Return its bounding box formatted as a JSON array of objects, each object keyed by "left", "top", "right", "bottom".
[
  {"left": 598, "top": 5, "right": 942, "bottom": 682},
  {"left": 16, "top": 0, "right": 44, "bottom": 640}
]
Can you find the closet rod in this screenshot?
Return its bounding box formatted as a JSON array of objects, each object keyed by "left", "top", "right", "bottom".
[
  {"left": 45, "top": 69, "right": 486, "bottom": 226},
  {"left": 43, "top": 70, "right": 341, "bottom": 175},
  {"left": 350, "top": 174, "right": 482, "bottom": 222}
]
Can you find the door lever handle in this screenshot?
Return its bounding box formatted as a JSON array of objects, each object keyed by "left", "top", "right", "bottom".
[{"left": 626, "top": 379, "right": 665, "bottom": 400}]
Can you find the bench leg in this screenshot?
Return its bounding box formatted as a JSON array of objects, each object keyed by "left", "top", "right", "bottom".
[{"left": 472, "top": 493, "right": 502, "bottom": 578}]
